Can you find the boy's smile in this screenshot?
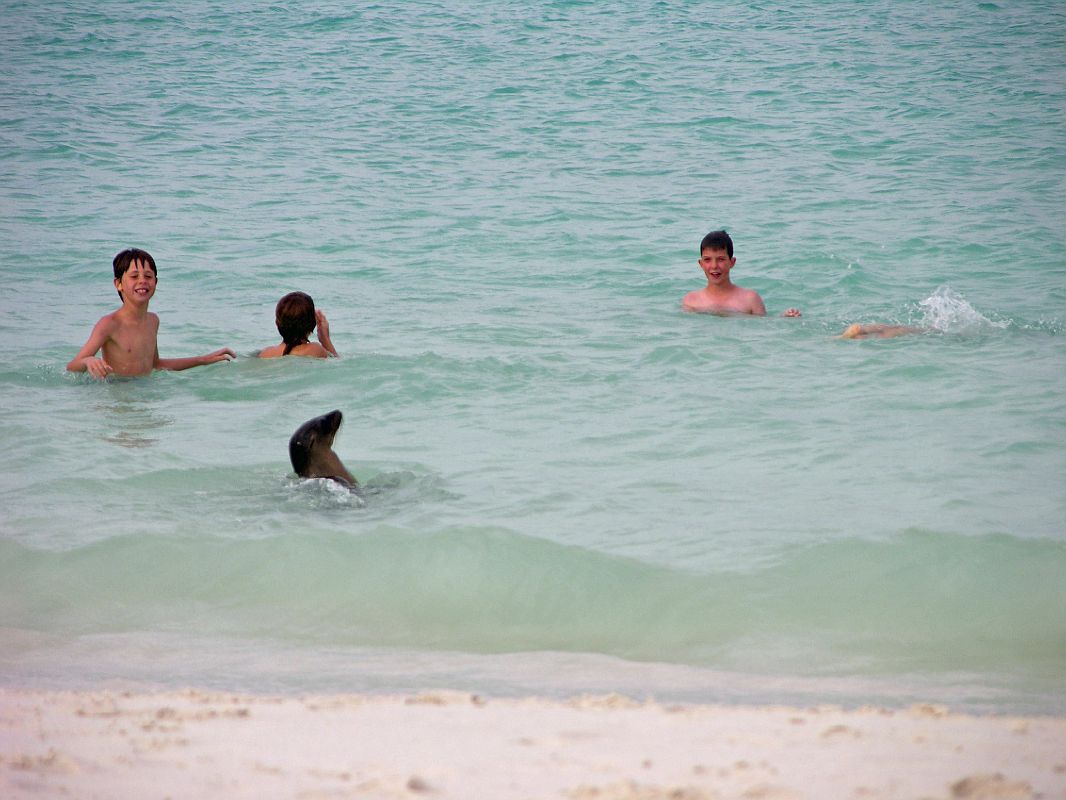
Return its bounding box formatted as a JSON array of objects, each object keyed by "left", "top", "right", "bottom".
[
  {"left": 115, "top": 259, "right": 157, "bottom": 304},
  {"left": 698, "top": 248, "right": 735, "bottom": 285}
]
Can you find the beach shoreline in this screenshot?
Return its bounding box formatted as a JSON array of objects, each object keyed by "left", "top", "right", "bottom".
[{"left": 2, "top": 687, "right": 1064, "bottom": 799}]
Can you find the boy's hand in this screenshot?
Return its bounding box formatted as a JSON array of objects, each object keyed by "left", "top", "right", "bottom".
[
  {"left": 315, "top": 310, "right": 330, "bottom": 341},
  {"left": 84, "top": 357, "right": 114, "bottom": 380},
  {"left": 782, "top": 308, "right": 802, "bottom": 317},
  {"left": 315, "top": 310, "right": 339, "bottom": 357},
  {"left": 204, "top": 348, "right": 236, "bottom": 364}
]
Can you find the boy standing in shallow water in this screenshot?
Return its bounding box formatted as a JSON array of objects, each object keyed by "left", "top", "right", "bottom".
[
  {"left": 682, "top": 230, "right": 801, "bottom": 317},
  {"left": 67, "top": 248, "right": 236, "bottom": 379}
]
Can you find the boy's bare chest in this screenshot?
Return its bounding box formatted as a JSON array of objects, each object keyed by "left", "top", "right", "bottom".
[
  {"left": 104, "top": 318, "right": 157, "bottom": 372},
  {"left": 693, "top": 287, "right": 748, "bottom": 312}
]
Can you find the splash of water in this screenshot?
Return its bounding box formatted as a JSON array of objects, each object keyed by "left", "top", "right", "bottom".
[
  {"left": 287, "top": 477, "right": 368, "bottom": 508},
  {"left": 918, "top": 287, "right": 1007, "bottom": 333}
]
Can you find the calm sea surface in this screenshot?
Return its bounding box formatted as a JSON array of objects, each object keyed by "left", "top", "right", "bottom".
[{"left": 1, "top": 0, "right": 1065, "bottom": 713}]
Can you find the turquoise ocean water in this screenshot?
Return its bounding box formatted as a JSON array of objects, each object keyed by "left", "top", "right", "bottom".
[{"left": 1, "top": 1, "right": 1065, "bottom": 714}]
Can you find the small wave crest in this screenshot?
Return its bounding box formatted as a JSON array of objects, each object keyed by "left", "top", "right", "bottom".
[
  {"left": 2, "top": 528, "right": 1064, "bottom": 683},
  {"left": 283, "top": 469, "right": 458, "bottom": 515},
  {"left": 286, "top": 476, "right": 367, "bottom": 508}
]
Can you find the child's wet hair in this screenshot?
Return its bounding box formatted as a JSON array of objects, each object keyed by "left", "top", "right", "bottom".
[
  {"left": 113, "top": 248, "right": 157, "bottom": 299},
  {"left": 275, "top": 292, "right": 317, "bottom": 355},
  {"left": 700, "top": 230, "right": 733, "bottom": 258}
]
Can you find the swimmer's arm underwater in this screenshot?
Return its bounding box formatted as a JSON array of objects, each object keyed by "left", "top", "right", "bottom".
[
  {"left": 154, "top": 346, "right": 237, "bottom": 371},
  {"left": 838, "top": 323, "right": 924, "bottom": 340}
]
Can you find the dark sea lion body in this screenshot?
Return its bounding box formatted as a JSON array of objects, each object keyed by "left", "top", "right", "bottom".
[{"left": 289, "top": 409, "right": 357, "bottom": 487}]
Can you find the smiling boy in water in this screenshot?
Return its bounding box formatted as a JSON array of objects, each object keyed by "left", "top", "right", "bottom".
[
  {"left": 682, "top": 230, "right": 801, "bottom": 317},
  {"left": 67, "top": 248, "right": 236, "bottom": 379}
]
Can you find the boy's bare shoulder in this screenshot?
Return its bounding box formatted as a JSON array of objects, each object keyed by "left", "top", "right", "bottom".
[
  {"left": 681, "top": 288, "right": 711, "bottom": 310},
  {"left": 682, "top": 286, "right": 765, "bottom": 315},
  {"left": 90, "top": 309, "right": 124, "bottom": 334},
  {"left": 738, "top": 285, "right": 762, "bottom": 301},
  {"left": 107, "top": 307, "right": 160, "bottom": 326},
  {"left": 258, "top": 342, "right": 332, "bottom": 359},
  {"left": 738, "top": 286, "right": 766, "bottom": 313},
  {"left": 297, "top": 342, "right": 333, "bottom": 358}
]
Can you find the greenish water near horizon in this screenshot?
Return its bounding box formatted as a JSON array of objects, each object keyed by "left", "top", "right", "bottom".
[{"left": 1, "top": 0, "right": 1065, "bottom": 713}]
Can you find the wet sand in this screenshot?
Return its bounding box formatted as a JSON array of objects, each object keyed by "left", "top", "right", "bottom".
[{"left": 2, "top": 688, "right": 1065, "bottom": 799}]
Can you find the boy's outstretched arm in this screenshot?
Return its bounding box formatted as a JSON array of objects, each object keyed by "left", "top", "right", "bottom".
[
  {"left": 315, "top": 310, "right": 338, "bottom": 357},
  {"left": 155, "top": 347, "right": 236, "bottom": 371},
  {"left": 67, "top": 318, "right": 116, "bottom": 379}
]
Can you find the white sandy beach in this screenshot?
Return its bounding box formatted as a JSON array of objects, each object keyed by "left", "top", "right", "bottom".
[{"left": 2, "top": 688, "right": 1065, "bottom": 799}]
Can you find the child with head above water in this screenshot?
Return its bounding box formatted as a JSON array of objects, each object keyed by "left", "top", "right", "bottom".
[
  {"left": 258, "top": 291, "right": 338, "bottom": 359},
  {"left": 67, "top": 248, "right": 236, "bottom": 379},
  {"left": 682, "top": 230, "right": 801, "bottom": 317}
]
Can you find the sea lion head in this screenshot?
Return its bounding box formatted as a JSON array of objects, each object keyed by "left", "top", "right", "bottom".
[{"left": 289, "top": 409, "right": 357, "bottom": 487}]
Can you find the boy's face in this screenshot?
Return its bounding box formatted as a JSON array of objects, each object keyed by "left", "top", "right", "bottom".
[
  {"left": 698, "top": 247, "right": 735, "bottom": 285},
  {"left": 115, "top": 258, "right": 157, "bottom": 304}
]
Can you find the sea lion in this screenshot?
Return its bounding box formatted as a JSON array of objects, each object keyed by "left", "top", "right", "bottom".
[{"left": 289, "top": 409, "right": 358, "bottom": 487}]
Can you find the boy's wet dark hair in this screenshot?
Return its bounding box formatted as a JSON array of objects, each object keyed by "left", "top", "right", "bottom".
[
  {"left": 700, "top": 230, "right": 733, "bottom": 258},
  {"left": 275, "top": 292, "right": 317, "bottom": 355},
  {"left": 113, "top": 248, "right": 157, "bottom": 299}
]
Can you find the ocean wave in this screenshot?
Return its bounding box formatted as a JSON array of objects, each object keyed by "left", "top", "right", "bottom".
[{"left": 2, "top": 527, "right": 1064, "bottom": 682}]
